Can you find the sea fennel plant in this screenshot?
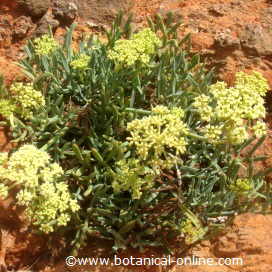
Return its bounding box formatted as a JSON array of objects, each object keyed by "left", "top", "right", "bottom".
[{"left": 1, "top": 12, "right": 271, "bottom": 255}]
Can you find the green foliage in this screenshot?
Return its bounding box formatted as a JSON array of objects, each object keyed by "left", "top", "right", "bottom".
[{"left": 1, "top": 12, "right": 271, "bottom": 255}]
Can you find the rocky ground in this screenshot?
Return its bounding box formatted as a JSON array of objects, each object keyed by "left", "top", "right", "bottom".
[
  {"left": 1, "top": 0, "right": 272, "bottom": 86},
  {"left": 0, "top": 0, "right": 272, "bottom": 271}
]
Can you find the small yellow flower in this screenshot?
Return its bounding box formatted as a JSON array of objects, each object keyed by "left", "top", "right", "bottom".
[
  {"left": 201, "top": 124, "right": 223, "bottom": 144},
  {"left": 235, "top": 71, "right": 269, "bottom": 96},
  {"left": 192, "top": 94, "right": 213, "bottom": 122},
  {"left": 252, "top": 120, "right": 266, "bottom": 138},
  {"left": 0, "top": 152, "right": 8, "bottom": 164},
  {"left": 180, "top": 219, "right": 206, "bottom": 245},
  {"left": 112, "top": 158, "right": 155, "bottom": 199}
]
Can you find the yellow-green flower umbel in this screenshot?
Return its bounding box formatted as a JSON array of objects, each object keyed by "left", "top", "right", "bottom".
[
  {"left": 70, "top": 54, "right": 91, "bottom": 70},
  {"left": 34, "top": 34, "right": 59, "bottom": 56},
  {"left": 10, "top": 82, "right": 45, "bottom": 119},
  {"left": 0, "top": 99, "right": 16, "bottom": 119},
  {"left": 127, "top": 105, "right": 188, "bottom": 170},
  {"left": 229, "top": 178, "right": 254, "bottom": 195},
  {"left": 111, "top": 106, "right": 188, "bottom": 199},
  {"left": 180, "top": 218, "right": 206, "bottom": 245},
  {"left": 108, "top": 28, "right": 161, "bottom": 66},
  {"left": 193, "top": 71, "right": 269, "bottom": 145},
  {"left": 112, "top": 158, "right": 156, "bottom": 199},
  {"left": 252, "top": 120, "right": 266, "bottom": 138},
  {"left": 0, "top": 145, "right": 80, "bottom": 233}
]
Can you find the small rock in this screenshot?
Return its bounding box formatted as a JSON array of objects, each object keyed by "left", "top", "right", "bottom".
[
  {"left": 86, "top": 21, "right": 106, "bottom": 32},
  {"left": 12, "top": 16, "right": 33, "bottom": 40},
  {"left": 240, "top": 24, "right": 272, "bottom": 56},
  {"left": 0, "top": 27, "right": 12, "bottom": 49},
  {"left": 191, "top": 33, "right": 215, "bottom": 51},
  {"left": 75, "top": 0, "right": 132, "bottom": 25},
  {"left": 214, "top": 30, "right": 240, "bottom": 50},
  {"left": 188, "top": 9, "right": 208, "bottom": 21},
  {"left": 230, "top": 0, "right": 243, "bottom": 7},
  {"left": 17, "top": 0, "right": 50, "bottom": 19},
  {"left": 208, "top": 4, "right": 228, "bottom": 17},
  {"left": 52, "top": 0, "right": 78, "bottom": 26},
  {"left": 33, "top": 10, "right": 59, "bottom": 37}
]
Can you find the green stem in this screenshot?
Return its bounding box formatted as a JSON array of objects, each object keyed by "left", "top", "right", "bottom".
[
  {"left": 125, "top": 108, "right": 151, "bottom": 115},
  {"left": 187, "top": 132, "right": 207, "bottom": 141}
]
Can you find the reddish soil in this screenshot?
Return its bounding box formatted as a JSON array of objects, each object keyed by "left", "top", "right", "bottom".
[
  {"left": 0, "top": 0, "right": 272, "bottom": 271},
  {"left": 0, "top": 0, "right": 25, "bottom": 84},
  {"left": 1, "top": 0, "right": 272, "bottom": 87},
  {"left": 133, "top": 0, "right": 272, "bottom": 87},
  {"left": 15, "top": 214, "right": 272, "bottom": 272}
]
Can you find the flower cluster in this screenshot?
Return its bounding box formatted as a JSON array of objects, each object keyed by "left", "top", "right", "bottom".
[
  {"left": 34, "top": 34, "right": 59, "bottom": 56},
  {"left": 180, "top": 219, "right": 206, "bottom": 245},
  {"left": 252, "top": 120, "right": 267, "bottom": 138},
  {"left": 0, "top": 145, "right": 80, "bottom": 233},
  {"left": 0, "top": 99, "right": 16, "bottom": 119},
  {"left": 235, "top": 70, "right": 268, "bottom": 96},
  {"left": 107, "top": 28, "right": 161, "bottom": 66},
  {"left": 193, "top": 71, "right": 268, "bottom": 145},
  {"left": 127, "top": 106, "right": 188, "bottom": 169},
  {"left": 229, "top": 178, "right": 253, "bottom": 195},
  {"left": 112, "top": 158, "right": 155, "bottom": 199},
  {"left": 70, "top": 54, "right": 91, "bottom": 70},
  {"left": 112, "top": 106, "right": 188, "bottom": 199},
  {"left": 192, "top": 94, "right": 213, "bottom": 122},
  {"left": 8, "top": 82, "right": 45, "bottom": 119},
  {"left": 17, "top": 180, "right": 80, "bottom": 233}
]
